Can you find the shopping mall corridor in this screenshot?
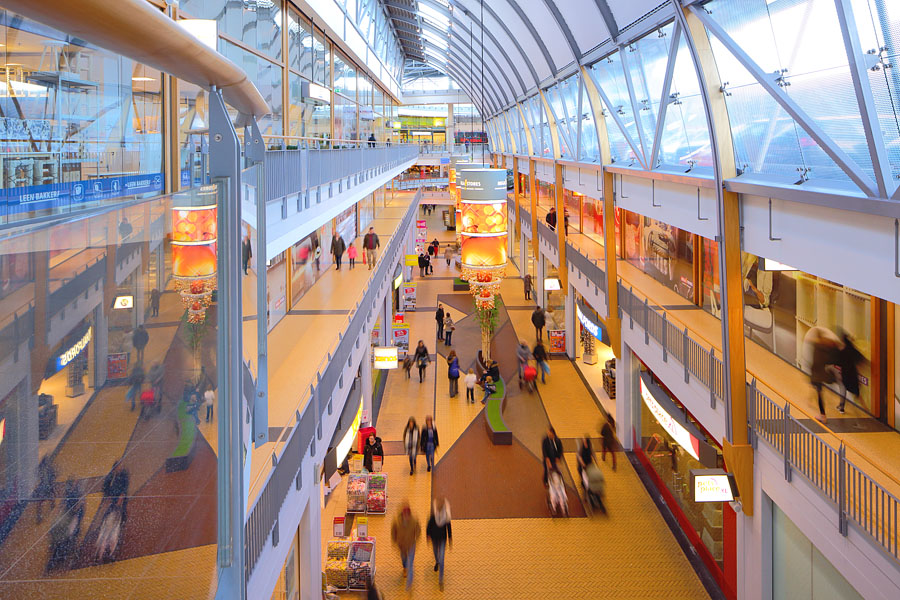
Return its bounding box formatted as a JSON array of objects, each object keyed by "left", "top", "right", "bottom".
[{"left": 318, "top": 206, "right": 711, "bottom": 599}]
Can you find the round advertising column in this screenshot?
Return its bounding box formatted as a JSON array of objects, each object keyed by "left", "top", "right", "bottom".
[{"left": 458, "top": 168, "right": 508, "bottom": 274}]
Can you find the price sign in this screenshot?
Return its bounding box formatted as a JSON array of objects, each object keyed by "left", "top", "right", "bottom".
[
  {"left": 333, "top": 516, "right": 346, "bottom": 537},
  {"left": 356, "top": 517, "right": 368, "bottom": 538}
]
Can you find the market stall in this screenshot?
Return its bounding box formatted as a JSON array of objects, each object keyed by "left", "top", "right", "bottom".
[
  {"left": 346, "top": 474, "right": 368, "bottom": 514},
  {"left": 366, "top": 473, "right": 387, "bottom": 514}
]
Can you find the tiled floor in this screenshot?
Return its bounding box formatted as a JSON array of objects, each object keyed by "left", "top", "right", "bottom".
[{"left": 321, "top": 213, "right": 710, "bottom": 599}]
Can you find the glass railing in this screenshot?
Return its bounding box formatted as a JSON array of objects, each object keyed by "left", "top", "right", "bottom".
[{"left": 0, "top": 185, "right": 224, "bottom": 598}]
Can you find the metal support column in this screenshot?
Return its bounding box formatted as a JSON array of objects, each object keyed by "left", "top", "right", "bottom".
[{"left": 209, "top": 87, "right": 246, "bottom": 600}]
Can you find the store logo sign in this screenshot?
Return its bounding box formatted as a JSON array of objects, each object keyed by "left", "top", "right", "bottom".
[
  {"left": 691, "top": 469, "right": 737, "bottom": 502},
  {"left": 640, "top": 378, "right": 700, "bottom": 460},
  {"left": 113, "top": 295, "right": 134, "bottom": 309},
  {"left": 577, "top": 304, "right": 600, "bottom": 340},
  {"left": 373, "top": 346, "right": 398, "bottom": 369},
  {"left": 57, "top": 327, "right": 92, "bottom": 371}
]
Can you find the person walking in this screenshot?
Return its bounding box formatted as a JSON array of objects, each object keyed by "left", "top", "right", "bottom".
[
  {"left": 314, "top": 245, "right": 321, "bottom": 272},
  {"left": 447, "top": 350, "right": 460, "bottom": 397},
  {"left": 444, "top": 244, "right": 453, "bottom": 266},
  {"left": 347, "top": 243, "right": 358, "bottom": 269},
  {"left": 809, "top": 328, "right": 839, "bottom": 423},
  {"left": 368, "top": 133, "right": 376, "bottom": 148},
  {"left": 132, "top": 324, "right": 149, "bottom": 364},
  {"left": 402, "top": 354, "right": 413, "bottom": 379},
  {"left": 533, "top": 340, "right": 549, "bottom": 384},
  {"left": 391, "top": 501, "right": 421, "bottom": 589},
  {"left": 418, "top": 252, "right": 428, "bottom": 277},
  {"left": 420, "top": 416, "right": 439, "bottom": 472},
  {"left": 363, "top": 227, "right": 380, "bottom": 269},
  {"left": 414, "top": 340, "right": 430, "bottom": 383},
  {"left": 584, "top": 462, "right": 608, "bottom": 515},
  {"left": 34, "top": 457, "right": 57, "bottom": 524},
  {"left": 330, "top": 234, "right": 346, "bottom": 270},
  {"left": 576, "top": 434, "right": 594, "bottom": 480},
  {"left": 204, "top": 388, "right": 215, "bottom": 422},
  {"left": 425, "top": 252, "right": 433, "bottom": 275},
  {"left": 435, "top": 304, "right": 445, "bottom": 339},
  {"left": 242, "top": 232, "right": 252, "bottom": 275},
  {"left": 523, "top": 273, "right": 532, "bottom": 301},
  {"left": 541, "top": 427, "right": 564, "bottom": 485},
  {"left": 102, "top": 461, "right": 130, "bottom": 523},
  {"left": 546, "top": 207, "right": 557, "bottom": 230},
  {"left": 150, "top": 288, "right": 160, "bottom": 317},
  {"left": 464, "top": 368, "right": 477, "bottom": 403},
  {"left": 426, "top": 498, "right": 452, "bottom": 590},
  {"left": 403, "top": 418, "right": 420, "bottom": 475},
  {"left": 837, "top": 332, "right": 863, "bottom": 413},
  {"left": 516, "top": 340, "right": 532, "bottom": 382},
  {"left": 599, "top": 416, "right": 618, "bottom": 471},
  {"left": 531, "top": 306, "right": 546, "bottom": 342},
  {"left": 443, "top": 313, "right": 454, "bottom": 346},
  {"left": 363, "top": 433, "right": 384, "bottom": 473},
  {"left": 127, "top": 364, "right": 144, "bottom": 411}
]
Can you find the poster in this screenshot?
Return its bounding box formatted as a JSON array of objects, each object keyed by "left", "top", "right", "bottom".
[
  {"left": 405, "top": 254, "right": 418, "bottom": 266},
  {"left": 548, "top": 330, "right": 566, "bottom": 354},
  {"left": 107, "top": 352, "right": 129, "bottom": 380},
  {"left": 401, "top": 283, "right": 417, "bottom": 310},
  {"left": 391, "top": 323, "right": 410, "bottom": 355}
]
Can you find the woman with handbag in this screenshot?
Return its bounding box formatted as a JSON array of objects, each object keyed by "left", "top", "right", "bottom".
[{"left": 414, "top": 340, "right": 430, "bottom": 383}]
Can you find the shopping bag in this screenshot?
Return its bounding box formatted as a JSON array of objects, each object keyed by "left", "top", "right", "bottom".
[
  {"left": 125, "top": 386, "right": 136, "bottom": 404},
  {"left": 541, "top": 362, "right": 551, "bottom": 376}
]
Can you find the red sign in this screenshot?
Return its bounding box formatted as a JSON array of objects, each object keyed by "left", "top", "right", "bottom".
[
  {"left": 107, "top": 352, "right": 129, "bottom": 380},
  {"left": 548, "top": 330, "right": 566, "bottom": 354}
]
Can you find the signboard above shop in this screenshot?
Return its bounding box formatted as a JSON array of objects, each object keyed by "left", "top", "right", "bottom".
[
  {"left": 640, "top": 372, "right": 718, "bottom": 467},
  {"left": 690, "top": 469, "right": 737, "bottom": 502},
  {"left": 373, "top": 346, "right": 398, "bottom": 369}
]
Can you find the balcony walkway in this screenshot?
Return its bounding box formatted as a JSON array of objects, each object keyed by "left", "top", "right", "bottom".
[
  {"left": 318, "top": 217, "right": 712, "bottom": 598},
  {"left": 245, "top": 191, "right": 419, "bottom": 501},
  {"left": 526, "top": 200, "right": 900, "bottom": 503}
]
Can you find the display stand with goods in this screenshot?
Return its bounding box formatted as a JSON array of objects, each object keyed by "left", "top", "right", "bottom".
[
  {"left": 602, "top": 358, "right": 616, "bottom": 399},
  {"left": 346, "top": 474, "right": 368, "bottom": 513},
  {"left": 325, "top": 541, "right": 351, "bottom": 589},
  {"left": 366, "top": 472, "right": 387, "bottom": 514},
  {"left": 348, "top": 540, "right": 376, "bottom": 590}
]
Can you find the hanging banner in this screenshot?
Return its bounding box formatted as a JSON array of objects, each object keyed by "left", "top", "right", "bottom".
[
  {"left": 401, "top": 283, "right": 417, "bottom": 310},
  {"left": 548, "top": 329, "right": 566, "bottom": 354}
]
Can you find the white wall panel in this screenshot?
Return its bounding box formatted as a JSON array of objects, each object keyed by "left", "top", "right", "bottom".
[{"left": 616, "top": 175, "right": 719, "bottom": 240}]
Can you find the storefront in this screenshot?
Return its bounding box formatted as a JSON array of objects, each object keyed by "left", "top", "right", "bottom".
[
  {"left": 632, "top": 357, "right": 735, "bottom": 598},
  {"left": 267, "top": 251, "right": 288, "bottom": 330},
  {"left": 290, "top": 222, "right": 333, "bottom": 307}
]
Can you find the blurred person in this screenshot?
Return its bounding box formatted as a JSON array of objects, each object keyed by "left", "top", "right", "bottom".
[
  {"left": 583, "top": 462, "right": 607, "bottom": 515},
  {"left": 196, "top": 365, "right": 213, "bottom": 394},
  {"left": 132, "top": 324, "right": 149, "bottom": 364},
  {"left": 363, "top": 227, "right": 381, "bottom": 269},
  {"left": 150, "top": 287, "right": 161, "bottom": 317},
  {"left": 402, "top": 353, "right": 414, "bottom": 379},
  {"left": 420, "top": 416, "right": 439, "bottom": 472},
  {"left": 418, "top": 252, "right": 428, "bottom": 277},
  {"left": 347, "top": 243, "right": 358, "bottom": 269},
  {"left": 363, "top": 433, "right": 384, "bottom": 473},
  {"left": 447, "top": 350, "right": 460, "bottom": 397},
  {"left": 425, "top": 252, "right": 433, "bottom": 275},
  {"left": 426, "top": 498, "right": 452, "bottom": 590},
  {"left": 368, "top": 133, "right": 376, "bottom": 148},
  {"left": 314, "top": 245, "right": 321, "bottom": 272},
  {"left": 118, "top": 217, "right": 133, "bottom": 240},
  {"left": 330, "top": 234, "right": 346, "bottom": 270},
  {"left": 533, "top": 340, "right": 549, "bottom": 384},
  {"left": 102, "top": 462, "right": 130, "bottom": 523},
  {"left": 541, "top": 427, "right": 563, "bottom": 486},
  {"left": 464, "top": 368, "right": 477, "bottom": 403},
  {"left": 46, "top": 478, "right": 85, "bottom": 572},
  {"left": 435, "top": 304, "right": 445, "bottom": 339},
  {"left": 204, "top": 387, "right": 215, "bottom": 422},
  {"left": 403, "top": 418, "right": 420, "bottom": 475},
  {"left": 444, "top": 313, "right": 455, "bottom": 345},
  {"left": 242, "top": 230, "right": 252, "bottom": 275},
  {"left": 391, "top": 501, "right": 421, "bottom": 589},
  {"left": 600, "top": 415, "right": 618, "bottom": 471},
  {"left": 187, "top": 392, "right": 202, "bottom": 425},
  {"left": 481, "top": 375, "right": 496, "bottom": 404},
  {"left": 809, "top": 327, "right": 839, "bottom": 423},
  {"left": 545, "top": 207, "right": 557, "bottom": 230},
  {"left": 444, "top": 244, "right": 453, "bottom": 266},
  {"left": 516, "top": 340, "right": 532, "bottom": 381},
  {"left": 34, "top": 457, "right": 57, "bottom": 524},
  {"left": 577, "top": 434, "right": 594, "bottom": 480},
  {"left": 837, "top": 332, "right": 864, "bottom": 414},
  {"left": 127, "top": 364, "right": 144, "bottom": 411},
  {"left": 523, "top": 273, "right": 532, "bottom": 300},
  {"left": 414, "top": 340, "right": 430, "bottom": 383},
  {"left": 564, "top": 207, "right": 570, "bottom": 235},
  {"left": 531, "top": 306, "right": 546, "bottom": 341},
  {"left": 427, "top": 241, "right": 436, "bottom": 260}
]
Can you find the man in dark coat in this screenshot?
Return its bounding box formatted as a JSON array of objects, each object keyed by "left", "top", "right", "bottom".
[
  {"left": 531, "top": 306, "right": 546, "bottom": 341},
  {"left": 435, "top": 304, "right": 445, "bottom": 339},
  {"left": 132, "top": 324, "right": 149, "bottom": 364},
  {"left": 330, "top": 234, "right": 346, "bottom": 270},
  {"left": 541, "top": 427, "right": 563, "bottom": 485},
  {"left": 546, "top": 207, "right": 557, "bottom": 229}
]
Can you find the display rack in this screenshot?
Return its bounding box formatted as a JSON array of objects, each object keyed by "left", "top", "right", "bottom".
[
  {"left": 347, "top": 540, "right": 376, "bottom": 590},
  {"left": 366, "top": 473, "right": 387, "bottom": 514},
  {"left": 325, "top": 540, "right": 351, "bottom": 590},
  {"left": 346, "top": 474, "right": 368, "bottom": 514}
]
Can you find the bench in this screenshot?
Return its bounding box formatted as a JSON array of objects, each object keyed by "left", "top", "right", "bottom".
[
  {"left": 165, "top": 400, "right": 198, "bottom": 472},
  {"left": 482, "top": 378, "right": 512, "bottom": 445}
]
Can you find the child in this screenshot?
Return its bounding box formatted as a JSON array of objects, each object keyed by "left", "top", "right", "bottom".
[
  {"left": 481, "top": 375, "right": 496, "bottom": 404},
  {"left": 465, "top": 368, "right": 477, "bottom": 403},
  {"left": 403, "top": 354, "right": 413, "bottom": 379},
  {"left": 347, "top": 244, "right": 358, "bottom": 269}
]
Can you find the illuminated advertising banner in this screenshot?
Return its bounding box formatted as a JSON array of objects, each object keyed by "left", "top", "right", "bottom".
[
  {"left": 640, "top": 377, "right": 700, "bottom": 460},
  {"left": 172, "top": 205, "right": 217, "bottom": 278},
  {"left": 458, "top": 168, "right": 507, "bottom": 269},
  {"left": 374, "top": 346, "right": 398, "bottom": 369}
]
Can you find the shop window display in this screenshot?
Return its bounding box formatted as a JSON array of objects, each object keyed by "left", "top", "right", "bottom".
[
  {"left": 582, "top": 194, "right": 604, "bottom": 246},
  {"left": 638, "top": 366, "right": 725, "bottom": 573},
  {"left": 702, "top": 240, "right": 873, "bottom": 411},
  {"left": 623, "top": 210, "right": 694, "bottom": 302},
  {"left": 291, "top": 221, "right": 333, "bottom": 305},
  {"left": 563, "top": 188, "right": 581, "bottom": 233}
]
